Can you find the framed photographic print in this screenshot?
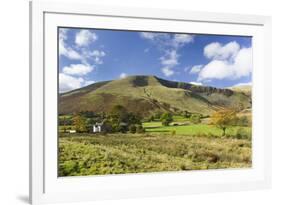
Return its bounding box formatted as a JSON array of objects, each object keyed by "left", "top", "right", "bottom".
[{"left": 30, "top": 1, "right": 272, "bottom": 204}]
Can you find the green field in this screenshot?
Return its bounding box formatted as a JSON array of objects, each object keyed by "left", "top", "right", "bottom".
[
  {"left": 59, "top": 133, "right": 251, "bottom": 176},
  {"left": 143, "top": 122, "right": 251, "bottom": 137}
]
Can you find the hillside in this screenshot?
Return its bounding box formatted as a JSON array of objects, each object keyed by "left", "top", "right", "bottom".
[{"left": 59, "top": 75, "right": 251, "bottom": 116}]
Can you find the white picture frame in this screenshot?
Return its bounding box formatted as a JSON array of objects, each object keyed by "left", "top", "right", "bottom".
[{"left": 30, "top": 1, "right": 272, "bottom": 204}]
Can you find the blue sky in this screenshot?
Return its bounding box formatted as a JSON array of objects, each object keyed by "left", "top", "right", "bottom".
[{"left": 59, "top": 27, "right": 252, "bottom": 93}]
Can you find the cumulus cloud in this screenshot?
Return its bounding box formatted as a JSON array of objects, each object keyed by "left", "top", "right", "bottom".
[
  {"left": 119, "top": 73, "right": 128, "bottom": 79},
  {"left": 160, "top": 50, "right": 179, "bottom": 67},
  {"left": 75, "top": 30, "right": 98, "bottom": 47},
  {"left": 172, "top": 34, "right": 194, "bottom": 48},
  {"left": 189, "top": 81, "right": 203, "bottom": 86},
  {"left": 59, "top": 73, "right": 95, "bottom": 92},
  {"left": 161, "top": 67, "right": 174, "bottom": 77},
  {"left": 204, "top": 41, "right": 240, "bottom": 60},
  {"left": 189, "top": 64, "right": 203, "bottom": 74},
  {"left": 160, "top": 50, "right": 179, "bottom": 77},
  {"left": 59, "top": 29, "right": 82, "bottom": 60},
  {"left": 198, "top": 41, "right": 252, "bottom": 81},
  {"left": 62, "top": 64, "right": 94, "bottom": 76},
  {"left": 59, "top": 73, "right": 85, "bottom": 92}
]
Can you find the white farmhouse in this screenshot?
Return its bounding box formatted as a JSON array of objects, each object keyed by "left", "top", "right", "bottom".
[{"left": 93, "top": 122, "right": 103, "bottom": 133}]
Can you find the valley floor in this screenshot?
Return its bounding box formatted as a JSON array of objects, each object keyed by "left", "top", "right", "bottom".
[{"left": 58, "top": 133, "right": 252, "bottom": 177}]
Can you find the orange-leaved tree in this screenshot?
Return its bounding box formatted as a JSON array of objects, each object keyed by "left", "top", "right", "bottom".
[{"left": 210, "top": 109, "right": 237, "bottom": 136}]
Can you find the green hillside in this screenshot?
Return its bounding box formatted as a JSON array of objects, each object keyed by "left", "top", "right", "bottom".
[{"left": 59, "top": 75, "right": 251, "bottom": 116}]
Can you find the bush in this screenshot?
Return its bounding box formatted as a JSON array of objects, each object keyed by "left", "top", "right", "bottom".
[
  {"left": 136, "top": 125, "right": 145, "bottom": 133},
  {"left": 129, "top": 125, "right": 137, "bottom": 133},
  {"left": 235, "top": 128, "right": 251, "bottom": 139},
  {"left": 102, "top": 122, "right": 113, "bottom": 134},
  {"left": 190, "top": 114, "right": 201, "bottom": 124},
  {"left": 236, "top": 116, "right": 251, "bottom": 126},
  {"left": 161, "top": 112, "right": 173, "bottom": 126}
]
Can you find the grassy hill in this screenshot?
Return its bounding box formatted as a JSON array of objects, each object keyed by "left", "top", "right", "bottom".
[
  {"left": 228, "top": 85, "right": 252, "bottom": 97},
  {"left": 59, "top": 75, "right": 251, "bottom": 116}
]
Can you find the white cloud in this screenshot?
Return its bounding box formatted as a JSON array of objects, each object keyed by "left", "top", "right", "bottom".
[
  {"left": 59, "top": 29, "right": 82, "bottom": 60},
  {"left": 140, "top": 32, "right": 194, "bottom": 49},
  {"left": 59, "top": 73, "right": 85, "bottom": 93},
  {"left": 62, "top": 64, "right": 94, "bottom": 76},
  {"left": 162, "top": 67, "right": 174, "bottom": 77},
  {"left": 172, "top": 34, "right": 194, "bottom": 48},
  {"left": 189, "top": 81, "right": 203, "bottom": 86},
  {"left": 204, "top": 41, "right": 240, "bottom": 60},
  {"left": 160, "top": 50, "right": 179, "bottom": 67},
  {"left": 140, "top": 32, "right": 194, "bottom": 77},
  {"left": 59, "top": 74, "right": 96, "bottom": 92},
  {"left": 75, "top": 30, "right": 97, "bottom": 47},
  {"left": 139, "top": 32, "right": 169, "bottom": 41},
  {"left": 79, "top": 49, "right": 106, "bottom": 65},
  {"left": 198, "top": 46, "right": 252, "bottom": 81},
  {"left": 119, "top": 73, "right": 128, "bottom": 79},
  {"left": 189, "top": 64, "right": 203, "bottom": 74},
  {"left": 160, "top": 50, "right": 179, "bottom": 77},
  {"left": 232, "top": 82, "right": 252, "bottom": 87},
  {"left": 91, "top": 50, "right": 106, "bottom": 64}
]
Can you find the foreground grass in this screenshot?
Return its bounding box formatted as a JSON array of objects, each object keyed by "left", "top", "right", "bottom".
[{"left": 59, "top": 133, "right": 251, "bottom": 176}]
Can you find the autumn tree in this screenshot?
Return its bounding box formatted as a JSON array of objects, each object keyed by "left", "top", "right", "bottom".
[
  {"left": 73, "top": 114, "right": 87, "bottom": 133},
  {"left": 210, "top": 109, "right": 237, "bottom": 136}
]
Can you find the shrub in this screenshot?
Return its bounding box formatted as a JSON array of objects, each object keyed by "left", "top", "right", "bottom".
[
  {"left": 136, "top": 125, "right": 145, "bottom": 133},
  {"left": 190, "top": 114, "right": 201, "bottom": 124},
  {"left": 129, "top": 124, "right": 137, "bottom": 133},
  {"left": 236, "top": 116, "right": 251, "bottom": 126},
  {"left": 235, "top": 128, "right": 251, "bottom": 139},
  {"left": 161, "top": 112, "right": 173, "bottom": 126}
]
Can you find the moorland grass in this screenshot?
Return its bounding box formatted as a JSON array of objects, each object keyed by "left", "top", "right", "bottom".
[{"left": 59, "top": 133, "right": 252, "bottom": 176}]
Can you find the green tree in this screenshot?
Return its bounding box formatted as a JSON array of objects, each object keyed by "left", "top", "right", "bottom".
[
  {"left": 110, "top": 105, "right": 128, "bottom": 123},
  {"left": 210, "top": 109, "right": 237, "bottom": 136},
  {"left": 161, "top": 112, "right": 173, "bottom": 126}
]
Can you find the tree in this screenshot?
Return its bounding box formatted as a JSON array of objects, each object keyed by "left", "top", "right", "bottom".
[
  {"left": 108, "top": 105, "right": 142, "bottom": 133},
  {"left": 110, "top": 105, "right": 128, "bottom": 123},
  {"left": 210, "top": 109, "right": 237, "bottom": 136},
  {"left": 73, "top": 114, "right": 87, "bottom": 133},
  {"left": 183, "top": 110, "right": 191, "bottom": 118},
  {"left": 190, "top": 114, "right": 201, "bottom": 124},
  {"left": 161, "top": 112, "right": 173, "bottom": 126},
  {"left": 129, "top": 124, "right": 137, "bottom": 133}
]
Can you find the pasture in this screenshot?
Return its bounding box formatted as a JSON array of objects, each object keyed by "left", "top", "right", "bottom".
[{"left": 143, "top": 122, "right": 251, "bottom": 137}]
